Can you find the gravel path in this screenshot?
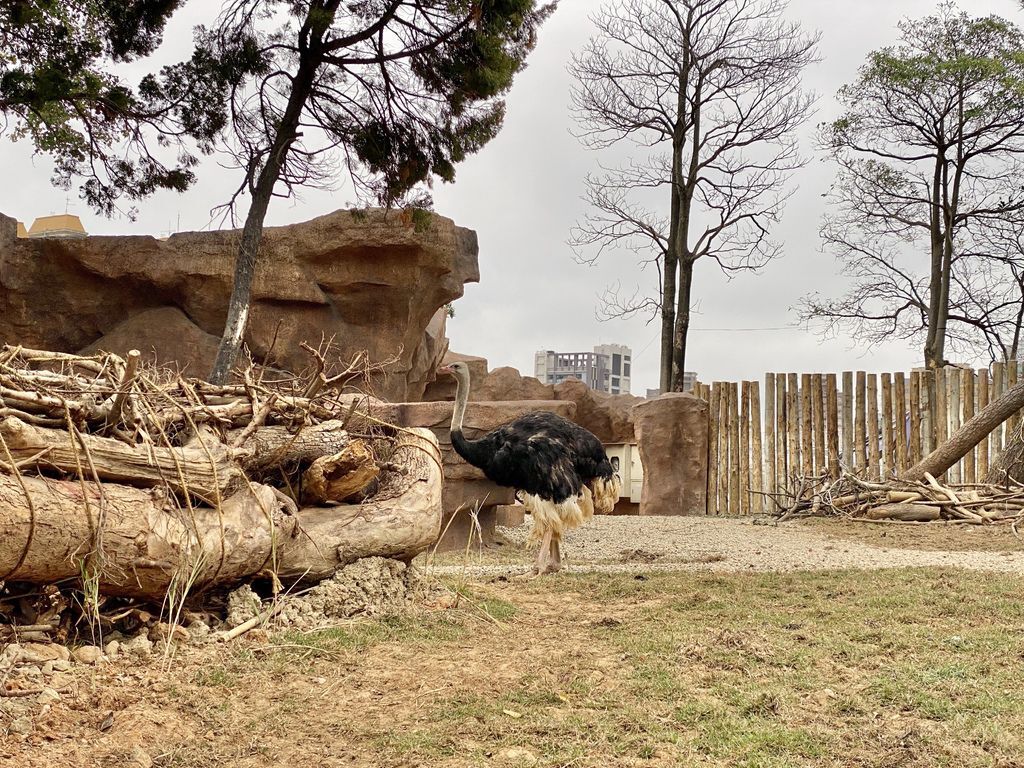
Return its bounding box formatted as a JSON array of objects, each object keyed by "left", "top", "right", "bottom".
[{"left": 430, "top": 515, "right": 1024, "bottom": 577}]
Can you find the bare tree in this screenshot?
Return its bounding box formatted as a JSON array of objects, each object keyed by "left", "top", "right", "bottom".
[
  {"left": 569, "top": 0, "right": 817, "bottom": 392},
  {"left": 803, "top": 4, "right": 1024, "bottom": 369}
]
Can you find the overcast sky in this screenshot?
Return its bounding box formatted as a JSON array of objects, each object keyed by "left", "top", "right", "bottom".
[{"left": 2, "top": 0, "right": 1021, "bottom": 395}]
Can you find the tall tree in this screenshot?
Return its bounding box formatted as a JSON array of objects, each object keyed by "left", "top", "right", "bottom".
[
  {"left": 200, "top": 0, "right": 554, "bottom": 384},
  {"left": 803, "top": 3, "right": 1024, "bottom": 369},
  {"left": 0, "top": 1, "right": 230, "bottom": 216},
  {"left": 569, "top": 0, "right": 817, "bottom": 392}
]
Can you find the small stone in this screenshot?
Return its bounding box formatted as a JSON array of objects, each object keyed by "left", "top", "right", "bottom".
[
  {"left": 73, "top": 645, "right": 104, "bottom": 665},
  {"left": 51, "top": 660, "right": 71, "bottom": 672},
  {"left": 40, "top": 661, "right": 54, "bottom": 676},
  {"left": 10, "top": 717, "right": 32, "bottom": 735},
  {"left": 104, "top": 640, "right": 121, "bottom": 659},
  {"left": 124, "top": 636, "right": 153, "bottom": 657},
  {"left": 20, "top": 642, "right": 70, "bottom": 663},
  {"left": 1, "top": 643, "right": 22, "bottom": 661},
  {"left": 49, "top": 672, "right": 73, "bottom": 689},
  {"left": 496, "top": 747, "right": 538, "bottom": 766},
  {"left": 148, "top": 622, "right": 190, "bottom": 644},
  {"left": 36, "top": 688, "right": 60, "bottom": 704},
  {"left": 129, "top": 746, "right": 153, "bottom": 768}
]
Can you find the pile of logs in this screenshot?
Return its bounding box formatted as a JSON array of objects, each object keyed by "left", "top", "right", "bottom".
[
  {"left": 0, "top": 345, "right": 443, "bottom": 602},
  {"left": 773, "top": 470, "right": 1024, "bottom": 527}
]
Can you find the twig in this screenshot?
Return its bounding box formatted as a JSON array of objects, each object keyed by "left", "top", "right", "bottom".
[
  {"left": 105, "top": 349, "right": 141, "bottom": 430},
  {"left": 217, "top": 599, "right": 288, "bottom": 642}
]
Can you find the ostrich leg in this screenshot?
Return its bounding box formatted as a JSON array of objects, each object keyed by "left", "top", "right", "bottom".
[
  {"left": 535, "top": 528, "right": 555, "bottom": 575},
  {"left": 547, "top": 533, "right": 563, "bottom": 573}
]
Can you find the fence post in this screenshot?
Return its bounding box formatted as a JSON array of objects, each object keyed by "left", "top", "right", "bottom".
[
  {"left": 909, "top": 371, "right": 922, "bottom": 467},
  {"left": 866, "top": 373, "right": 880, "bottom": 480},
  {"left": 881, "top": 373, "right": 894, "bottom": 478},
  {"left": 855, "top": 371, "right": 867, "bottom": 472},
  {"left": 740, "top": 381, "right": 751, "bottom": 516},
  {"left": 707, "top": 383, "right": 721, "bottom": 515},
  {"left": 728, "top": 382, "right": 740, "bottom": 516},
  {"left": 962, "top": 369, "right": 975, "bottom": 484},
  {"left": 893, "top": 373, "right": 907, "bottom": 474},
  {"left": 826, "top": 373, "right": 839, "bottom": 479},
  {"left": 842, "top": 371, "right": 854, "bottom": 472},
  {"left": 776, "top": 374, "right": 788, "bottom": 503},
  {"left": 923, "top": 370, "right": 935, "bottom": 456},
  {"left": 751, "top": 381, "right": 763, "bottom": 515},
  {"left": 978, "top": 368, "right": 990, "bottom": 480},
  {"left": 718, "top": 386, "right": 730, "bottom": 516},
  {"left": 949, "top": 369, "right": 961, "bottom": 483},
  {"left": 764, "top": 373, "right": 776, "bottom": 501},
  {"left": 811, "top": 374, "right": 825, "bottom": 474},
  {"left": 801, "top": 373, "right": 813, "bottom": 477},
  {"left": 787, "top": 373, "right": 800, "bottom": 485}
]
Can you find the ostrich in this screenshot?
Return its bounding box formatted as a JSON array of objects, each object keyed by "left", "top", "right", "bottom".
[{"left": 440, "top": 361, "right": 621, "bottom": 574}]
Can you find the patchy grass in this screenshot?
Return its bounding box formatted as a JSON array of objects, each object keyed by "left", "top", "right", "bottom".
[{"left": 9, "top": 569, "right": 1024, "bottom": 768}]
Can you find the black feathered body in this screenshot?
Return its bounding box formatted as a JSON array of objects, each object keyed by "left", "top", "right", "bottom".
[{"left": 450, "top": 411, "right": 616, "bottom": 503}]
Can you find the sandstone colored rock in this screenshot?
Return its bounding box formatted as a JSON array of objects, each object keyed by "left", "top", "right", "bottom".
[
  {"left": 632, "top": 393, "right": 709, "bottom": 516},
  {"left": 0, "top": 209, "right": 478, "bottom": 400},
  {"left": 554, "top": 379, "right": 642, "bottom": 444}
]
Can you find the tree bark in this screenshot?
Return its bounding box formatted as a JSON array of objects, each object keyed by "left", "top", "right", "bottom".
[
  {"left": 0, "top": 428, "right": 442, "bottom": 598},
  {"left": 0, "top": 416, "right": 243, "bottom": 504},
  {"left": 671, "top": 257, "right": 695, "bottom": 391},
  {"left": 903, "top": 379, "right": 1024, "bottom": 481}
]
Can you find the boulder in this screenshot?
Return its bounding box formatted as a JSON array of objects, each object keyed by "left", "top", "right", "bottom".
[
  {"left": 632, "top": 393, "right": 709, "bottom": 516},
  {"left": 0, "top": 209, "right": 478, "bottom": 400},
  {"left": 554, "top": 379, "right": 642, "bottom": 444},
  {"left": 475, "top": 367, "right": 555, "bottom": 401}
]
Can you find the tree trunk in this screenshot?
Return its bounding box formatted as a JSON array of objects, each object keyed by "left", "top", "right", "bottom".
[
  {"left": 659, "top": 253, "right": 678, "bottom": 394},
  {"left": 0, "top": 429, "right": 442, "bottom": 598},
  {"left": 208, "top": 15, "right": 330, "bottom": 384},
  {"left": 904, "top": 379, "right": 1024, "bottom": 481},
  {"left": 671, "top": 256, "right": 695, "bottom": 391}
]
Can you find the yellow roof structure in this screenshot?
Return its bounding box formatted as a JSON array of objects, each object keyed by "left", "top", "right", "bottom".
[
  {"left": 16, "top": 221, "right": 27, "bottom": 238},
  {"left": 27, "top": 213, "right": 87, "bottom": 238}
]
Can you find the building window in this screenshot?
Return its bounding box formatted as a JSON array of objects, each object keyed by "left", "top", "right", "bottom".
[
  {"left": 612, "top": 354, "right": 621, "bottom": 375},
  {"left": 624, "top": 362, "right": 631, "bottom": 377}
]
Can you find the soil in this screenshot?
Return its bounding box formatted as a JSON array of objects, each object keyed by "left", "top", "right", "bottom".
[{"left": 4, "top": 515, "right": 1024, "bottom": 767}]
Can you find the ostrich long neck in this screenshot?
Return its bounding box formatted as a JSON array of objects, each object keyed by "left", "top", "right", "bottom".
[
  {"left": 451, "top": 370, "right": 470, "bottom": 435},
  {"left": 450, "top": 370, "right": 486, "bottom": 467}
]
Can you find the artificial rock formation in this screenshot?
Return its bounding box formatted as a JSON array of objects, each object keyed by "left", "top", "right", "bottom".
[
  {"left": 0, "top": 209, "right": 478, "bottom": 400},
  {"left": 632, "top": 393, "right": 709, "bottom": 516}
]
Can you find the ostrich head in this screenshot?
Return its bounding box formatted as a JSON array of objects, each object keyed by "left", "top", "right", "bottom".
[{"left": 439, "top": 360, "right": 471, "bottom": 389}]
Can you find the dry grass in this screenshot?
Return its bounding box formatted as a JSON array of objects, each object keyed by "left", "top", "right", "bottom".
[{"left": 5, "top": 567, "right": 1024, "bottom": 767}]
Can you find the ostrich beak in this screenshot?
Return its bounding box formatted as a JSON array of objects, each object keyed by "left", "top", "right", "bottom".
[{"left": 438, "top": 364, "right": 454, "bottom": 376}]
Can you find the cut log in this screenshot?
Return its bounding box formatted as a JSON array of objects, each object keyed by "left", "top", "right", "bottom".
[
  {"left": 235, "top": 419, "right": 356, "bottom": 472},
  {"left": 863, "top": 504, "right": 941, "bottom": 522},
  {"left": 0, "top": 428, "right": 442, "bottom": 599},
  {"left": 904, "top": 379, "right": 1024, "bottom": 483},
  {"left": 301, "top": 439, "right": 380, "bottom": 505},
  {"left": 0, "top": 416, "right": 242, "bottom": 503}
]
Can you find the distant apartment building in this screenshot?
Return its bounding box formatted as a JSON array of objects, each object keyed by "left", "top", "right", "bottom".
[{"left": 534, "top": 344, "right": 632, "bottom": 394}]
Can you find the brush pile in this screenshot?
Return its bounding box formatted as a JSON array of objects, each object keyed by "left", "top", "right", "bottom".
[
  {"left": 0, "top": 344, "right": 443, "bottom": 604},
  {"left": 772, "top": 469, "right": 1024, "bottom": 529}
]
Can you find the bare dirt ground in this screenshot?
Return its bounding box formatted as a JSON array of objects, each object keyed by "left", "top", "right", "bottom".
[
  {"left": 427, "top": 514, "right": 1024, "bottom": 577},
  {"left": 4, "top": 517, "right": 1024, "bottom": 768}
]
